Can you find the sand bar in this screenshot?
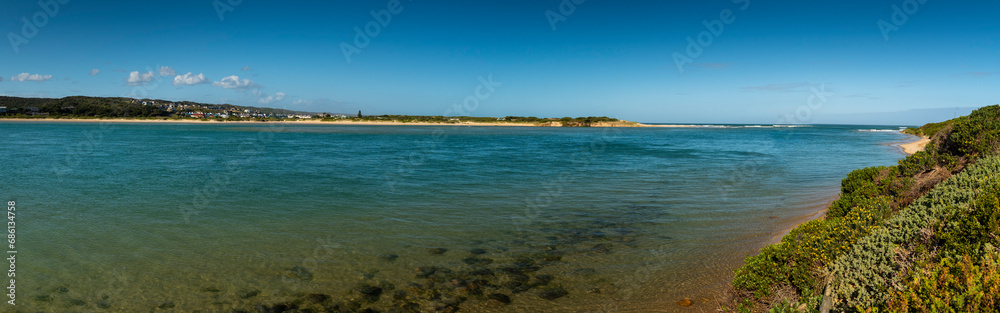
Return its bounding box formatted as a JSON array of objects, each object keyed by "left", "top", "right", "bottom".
[{"left": 0, "top": 118, "right": 702, "bottom": 128}]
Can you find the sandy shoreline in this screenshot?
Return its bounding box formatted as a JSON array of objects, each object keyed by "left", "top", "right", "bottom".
[
  {"left": 898, "top": 135, "right": 931, "bottom": 155},
  {"left": 0, "top": 118, "right": 702, "bottom": 128}
]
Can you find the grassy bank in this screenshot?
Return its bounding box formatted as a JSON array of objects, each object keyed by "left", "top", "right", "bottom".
[{"left": 729, "top": 105, "right": 1000, "bottom": 312}]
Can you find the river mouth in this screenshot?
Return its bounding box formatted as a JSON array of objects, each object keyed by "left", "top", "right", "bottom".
[{"left": 4, "top": 123, "right": 912, "bottom": 312}]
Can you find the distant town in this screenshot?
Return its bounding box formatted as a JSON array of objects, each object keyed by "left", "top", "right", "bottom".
[
  {"left": 0, "top": 95, "right": 338, "bottom": 119},
  {"left": 124, "top": 99, "right": 338, "bottom": 119}
]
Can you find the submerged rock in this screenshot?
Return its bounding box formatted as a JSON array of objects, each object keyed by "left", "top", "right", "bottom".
[
  {"left": 469, "top": 268, "right": 494, "bottom": 276},
  {"left": 469, "top": 248, "right": 487, "bottom": 255},
  {"left": 32, "top": 295, "right": 52, "bottom": 302},
  {"left": 676, "top": 298, "right": 693, "bottom": 307},
  {"left": 573, "top": 268, "right": 597, "bottom": 275},
  {"left": 97, "top": 299, "right": 112, "bottom": 309},
  {"left": 462, "top": 257, "right": 493, "bottom": 265},
  {"left": 429, "top": 248, "right": 449, "bottom": 255},
  {"left": 379, "top": 253, "right": 399, "bottom": 261},
  {"left": 391, "top": 290, "right": 408, "bottom": 301},
  {"left": 287, "top": 266, "right": 314, "bottom": 280},
  {"left": 304, "top": 293, "right": 330, "bottom": 303},
  {"left": 200, "top": 286, "right": 221, "bottom": 293},
  {"left": 354, "top": 283, "right": 384, "bottom": 302},
  {"left": 415, "top": 267, "right": 437, "bottom": 278},
  {"left": 54, "top": 286, "right": 69, "bottom": 294},
  {"left": 69, "top": 299, "right": 86, "bottom": 306},
  {"left": 530, "top": 274, "right": 555, "bottom": 287},
  {"left": 487, "top": 293, "right": 512, "bottom": 305},
  {"left": 537, "top": 286, "right": 568, "bottom": 300},
  {"left": 238, "top": 289, "right": 261, "bottom": 299},
  {"left": 590, "top": 243, "right": 612, "bottom": 253},
  {"left": 157, "top": 301, "right": 176, "bottom": 309}
]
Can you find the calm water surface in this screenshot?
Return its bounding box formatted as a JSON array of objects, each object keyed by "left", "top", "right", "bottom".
[{"left": 0, "top": 122, "right": 913, "bottom": 312}]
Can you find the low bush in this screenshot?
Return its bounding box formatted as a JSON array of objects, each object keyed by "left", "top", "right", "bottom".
[{"left": 828, "top": 156, "right": 1000, "bottom": 310}]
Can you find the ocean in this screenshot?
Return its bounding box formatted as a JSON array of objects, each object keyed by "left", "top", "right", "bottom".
[{"left": 0, "top": 122, "right": 913, "bottom": 312}]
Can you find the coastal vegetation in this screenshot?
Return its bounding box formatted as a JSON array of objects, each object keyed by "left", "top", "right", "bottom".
[
  {"left": 330, "top": 114, "right": 621, "bottom": 127},
  {"left": 730, "top": 105, "right": 1000, "bottom": 312}
]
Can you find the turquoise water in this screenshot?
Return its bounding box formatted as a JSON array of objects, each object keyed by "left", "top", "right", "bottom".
[{"left": 1, "top": 122, "right": 913, "bottom": 312}]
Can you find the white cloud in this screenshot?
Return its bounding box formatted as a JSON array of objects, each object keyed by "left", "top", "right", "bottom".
[
  {"left": 159, "top": 66, "right": 176, "bottom": 76},
  {"left": 173, "top": 72, "right": 209, "bottom": 86},
  {"left": 259, "top": 92, "right": 286, "bottom": 104},
  {"left": 293, "top": 99, "right": 310, "bottom": 105},
  {"left": 90, "top": 69, "right": 100, "bottom": 76},
  {"left": 10, "top": 73, "right": 53, "bottom": 82},
  {"left": 212, "top": 75, "right": 256, "bottom": 89},
  {"left": 126, "top": 71, "right": 155, "bottom": 86},
  {"left": 241, "top": 66, "right": 252, "bottom": 71}
]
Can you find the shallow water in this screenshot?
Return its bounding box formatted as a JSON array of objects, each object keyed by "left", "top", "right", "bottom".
[{"left": 0, "top": 122, "right": 912, "bottom": 312}]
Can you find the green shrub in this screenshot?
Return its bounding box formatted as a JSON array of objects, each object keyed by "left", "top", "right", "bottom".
[
  {"left": 879, "top": 180, "right": 1000, "bottom": 312},
  {"left": 951, "top": 105, "right": 1000, "bottom": 157},
  {"left": 731, "top": 106, "right": 1000, "bottom": 312},
  {"left": 828, "top": 156, "right": 1000, "bottom": 310},
  {"left": 898, "top": 150, "right": 936, "bottom": 177},
  {"left": 885, "top": 250, "right": 1000, "bottom": 312},
  {"left": 829, "top": 167, "right": 886, "bottom": 218},
  {"left": 913, "top": 120, "right": 955, "bottom": 137},
  {"left": 733, "top": 196, "right": 889, "bottom": 301},
  {"left": 937, "top": 180, "right": 1000, "bottom": 258}
]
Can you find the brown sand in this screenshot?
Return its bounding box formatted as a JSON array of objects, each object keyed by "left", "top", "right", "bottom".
[{"left": 898, "top": 136, "right": 931, "bottom": 155}]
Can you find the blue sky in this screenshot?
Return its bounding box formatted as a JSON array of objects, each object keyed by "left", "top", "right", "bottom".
[{"left": 1, "top": 0, "right": 997, "bottom": 124}]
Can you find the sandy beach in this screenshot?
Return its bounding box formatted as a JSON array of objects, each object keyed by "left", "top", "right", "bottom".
[
  {"left": 898, "top": 136, "right": 931, "bottom": 154},
  {"left": 0, "top": 118, "right": 701, "bottom": 128}
]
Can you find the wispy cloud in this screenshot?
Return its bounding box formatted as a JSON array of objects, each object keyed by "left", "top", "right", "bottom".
[
  {"left": 953, "top": 71, "right": 992, "bottom": 77},
  {"left": 126, "top": 71, "right": 155, "bottom": 86},
  {"left": 173, "top": 72, "right": 209, "bottom": 86},
  {"left": 740, "top": 82, "right": 812, "bottom": 92},
  {"left": 213, "top": 75, "right": 257, "bottom": 90},
  {"left": 10, "top": 73, "right": 53, "bottom": 82},
  {"left": 159, "top": 66, "right": 176, "bottom": 76},
  {"left": 258, "top": 91, "right": 286, "bottom": 104},
  {"left": 241, "top": 66, "right": 252, "bottom": 71},
  {"left": 90, "top": 69, "right": 100, "bottom": 76}
]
